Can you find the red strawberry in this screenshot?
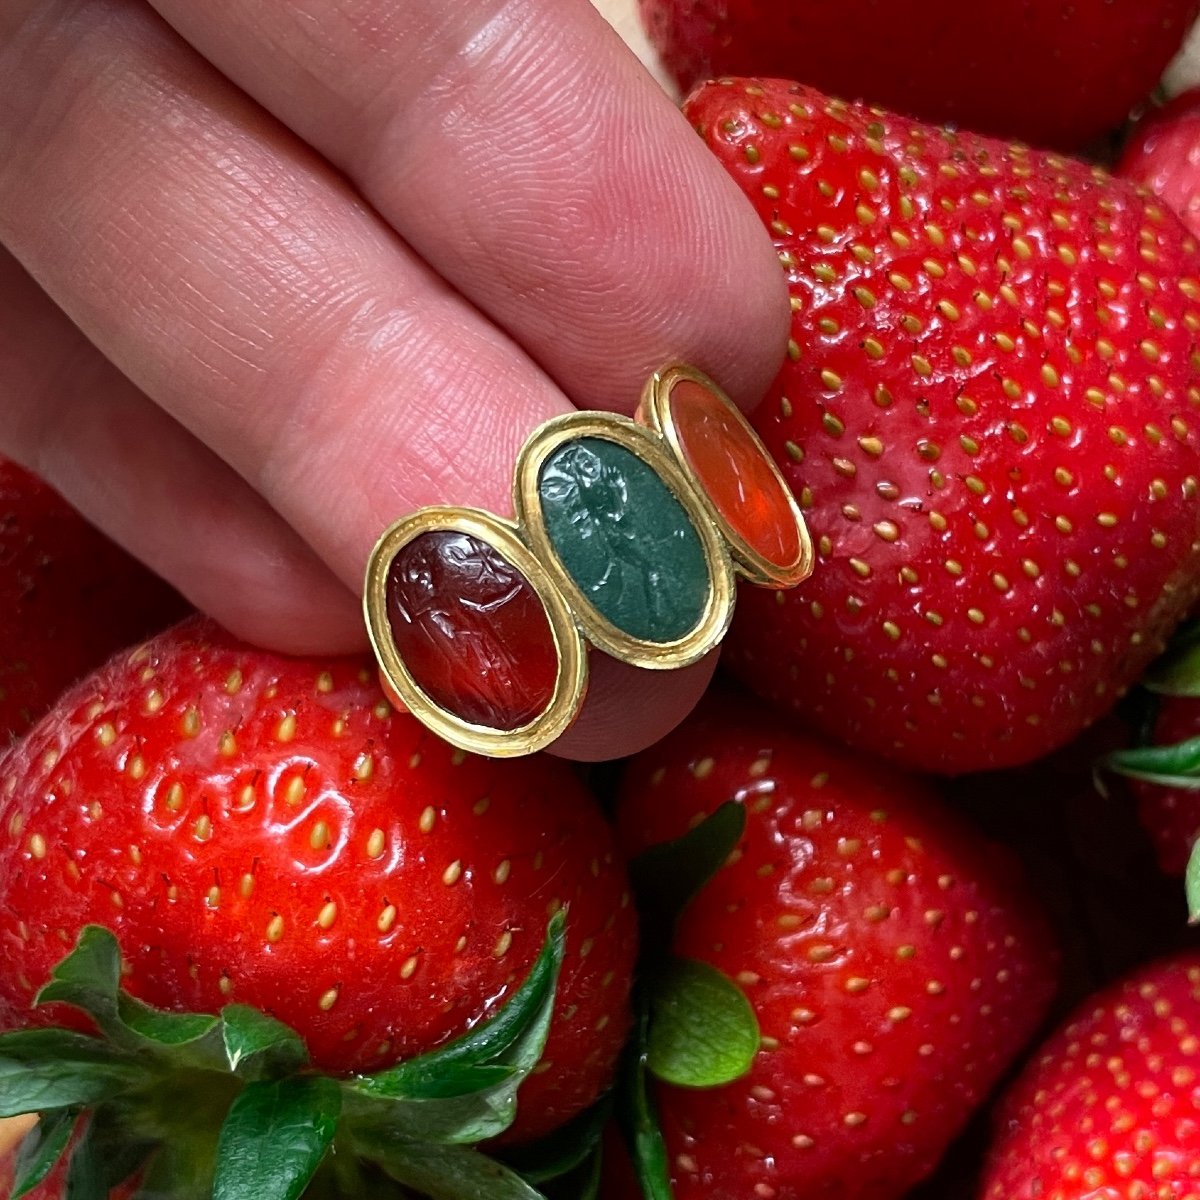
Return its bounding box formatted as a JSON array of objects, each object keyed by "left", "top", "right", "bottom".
[
  {"left": 615, "top": 689, "right": 1058, "bottom": 1200},
  {"left": 1098, "top": 625, "right": 1200, "bottom": 919},
  {"left": 0, "top": 457, "right": 188, "bottom": 743},
  {"left": 1119, "top": 88, "right": 1200, "bottom": 238},
  {"left": 690, "top": 77, "right": 1200, "bottom": 775},
  {"left": 641, "top": 0, "right": 1199, "bottom": 150},
  {"left": 979, "top": 950, "right": 1200, "bottom": 1196},
  {"left": 0, "top": 615, "right": 637, "bottom": 1146},
  {"left": 945, "top": 719, "right": 1168, "bottom": 995},
  {"left": 1118, "top": 694, "right": 1200, "bottom": 877}
]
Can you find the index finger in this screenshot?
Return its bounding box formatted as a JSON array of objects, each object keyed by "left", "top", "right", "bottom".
[{"left": 143, "top": 0, "right": 790, "bottom": 412}]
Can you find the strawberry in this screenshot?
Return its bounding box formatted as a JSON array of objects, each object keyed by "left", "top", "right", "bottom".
[
  {"left": 614, "top": 689, "right": 1058, "bottom": 1200},
  {"left": 0, "top": 457, "right": 188, "bottom": 743},
  {"left": 0, "top": 615, "right": 637, "bottom": 1194},
  {"left": 1119, "top": 88, "right": 1200, "bottom": 239},
  {"left": 689, "top": 77, "right": 1200, "bottom": 775},
  {"left": 1111, "top": 693, "right": 1200, "bottom": 876},
  {"left": 978, "top": 949, "right": 1200, "bottom": 1196},
  {"left": 1099, "top": 621, "right": 1200, "bottom": 919},
  {"left": 641, "top": 0, "right": 1199, "bottom": 150},
  {"left": 944, "top": 720, "right": 1164, "bottom": 1000}
]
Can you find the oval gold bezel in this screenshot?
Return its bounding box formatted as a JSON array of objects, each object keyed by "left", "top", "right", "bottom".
[
  {"left": 637, "top": 363, "right": 815, "bottom": 589},
  {"left": 363, "top": 507, "right": 588, "bottom": 758},
  {"left": 513, "top": 411, "right": 736, "bottom": 670}
]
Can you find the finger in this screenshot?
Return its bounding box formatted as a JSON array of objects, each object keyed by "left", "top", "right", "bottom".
[
  {"left": 0, "top": 4, "right": 724, "bottom": 758},
  {"left": 0, "top": 0, "right": 568, "bottom": 589},
  {"left": 550, "top": 652, "right": 719, "bottom": 762},
  {"left": 0, "top": 240, "right": 713, "bottom": 757},
  {"left": 143, "top": 0, "right": 790, "bottom": 412},
  {"left": 0, "top": 244, "right": 365, "bottom": 652},
  {"left": 0, "top": 1115, "right": 34, "bottom": 1162}
]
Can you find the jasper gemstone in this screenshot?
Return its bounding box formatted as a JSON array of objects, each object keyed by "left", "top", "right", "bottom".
[
  {"left": 386, "top": 530, "right": 560, "bottom": 731},
  {"left": 669, "top": 377, "right": 802, "bottom": 569},
  {"left": 537, "top": 437, "right": 710, "bottom": 643}
]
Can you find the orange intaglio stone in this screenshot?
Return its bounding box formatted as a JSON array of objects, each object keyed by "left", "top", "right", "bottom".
[{"left": 668, "top": 378, "right": 802, "bottom": 570}]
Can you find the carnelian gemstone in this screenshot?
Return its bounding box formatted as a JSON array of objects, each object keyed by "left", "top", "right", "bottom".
[
  {"left": 386, "top": 530, "right": 560, "bottom": 731},
  {"left": 669, "top": 378, "right": 802, "bottom": 569}
]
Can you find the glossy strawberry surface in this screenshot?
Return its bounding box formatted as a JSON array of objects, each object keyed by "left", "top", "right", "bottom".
[
  {"left": 0, "top": 616, "right": 637, "bottom": 1142},
  {"left": 980, "top": 951, "right": 1200, "bottom": 1197},
  {"left": 1119, "top": 88, "right": 1200, "bottom": 240},
  {"left": 617, "top": 691, "right": 1058, "bottom": 1199},
  {"left": 692, "top": 78, "right": 1200, "bottom": 774}
]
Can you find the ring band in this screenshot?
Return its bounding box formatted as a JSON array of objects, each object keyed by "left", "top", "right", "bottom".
[{"left": 363, "top": 364, "right": 814, "bottom": 757}]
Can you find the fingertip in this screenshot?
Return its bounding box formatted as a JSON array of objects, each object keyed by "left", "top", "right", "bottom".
[
  {"left": 658, "top": 109, "right": 793, "bottom": 412},
  {"left": 548, "top": 649, "right": 719, "bottom": 763},
  {"left": 568, "top": 42, "right": 792, "bottom": 415}
]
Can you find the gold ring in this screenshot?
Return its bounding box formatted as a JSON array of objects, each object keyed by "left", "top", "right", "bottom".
[{"left": 363, "top": 364, "right": 814, "bottom": 757}]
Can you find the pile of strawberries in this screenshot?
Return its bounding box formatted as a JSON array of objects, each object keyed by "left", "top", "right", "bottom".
[{"left": 8, "top": 1, "right": 1200, "bottom": 1196}]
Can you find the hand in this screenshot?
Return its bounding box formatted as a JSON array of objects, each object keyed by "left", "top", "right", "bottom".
[{"left": 0, "top": 0, "right": 788, "bottom": 759}]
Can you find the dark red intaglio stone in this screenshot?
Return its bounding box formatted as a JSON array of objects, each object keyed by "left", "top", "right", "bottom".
[{"left": 385, "top": 530, "right": 561, "bottom": 731}]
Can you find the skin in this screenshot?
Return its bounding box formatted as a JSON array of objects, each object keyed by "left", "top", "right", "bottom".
[
  {"left": 0, "top": 1115, "right": 32, "bottom": 1159},
  {"left": 0, "top": 0, "right": 788, "bottom": 760}
]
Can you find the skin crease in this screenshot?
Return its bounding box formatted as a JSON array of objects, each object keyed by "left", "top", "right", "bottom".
[{"left": 0, "top": 0, "right": 788, "bottom": 761}]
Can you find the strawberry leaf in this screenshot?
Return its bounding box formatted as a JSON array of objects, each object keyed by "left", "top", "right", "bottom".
[
  {"left": 357, "top": 911, "right": 566, "bottom": 1100},
  {"left": 646, "top": 958, "right": 759, "bottom": 1088},
  {"left": 1102, "top": 737, "right": 1200, "bottom": 789},
  {"left": 342, "top": 1088, "right": 509, "bottom": 1146},
  {"left": 63, "top": 1116, "right": 106, "bottom": 1200},
  {"left": 212, "top": 1076, "right": 341, "bottom": 1200},
  {"left": 343, "top": 912, "right": 565, "bottom": 1144},
  {"left": 365, "top": 1137, "right": 549, "bottom": 1200},
  {"left": 498, "top": 1094, "right": 610, "bottom": 1185},
  {"left": 133, "top": 1135, "right": 219, "bottom": 1200},
  {"left": 616, "top": 1000, "right": 672, "bottom": 1200},
  {"left": 1186, "top": 838, "right": 1200, "bottom": 925},
  {"left": 220, "top": 1005, "right": 308, "bottom": 1080},
  {"left": 34, "top": 927, "right": 219, "bottom": 1059},
  {"left": 1144, "top": 621, "right": 1200, "bottom": 697},
  {"left": 11, "top": 1109, "right": 79, "bottom": 1198},
  {"left": 0, "top": 1030, "right": 141, "bottom": 1115},
  {"left": 338, "top": 912, "right": 566, "bottom": 1137},
  {"left": 353, "top": 1063, "right": 514, "bottom": 1104},
  {"left": 4, "top": 917, "right": 573, "bottom": 1196},
  {"left": 80, "top": 1106, "right": 157, "bottom": 1195},
  {"left": 629, "top": 801, "right": 745, "bottom": 955},
  {"left": 118, "top": 996, "right": 219, "bottom": 1053}
]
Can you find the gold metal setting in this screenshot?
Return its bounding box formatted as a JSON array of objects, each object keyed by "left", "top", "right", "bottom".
[
  {"left": 513, "top": 410, "right": 736, "bottom": 671},
  {"left": 637, "top": 363, "right": 816, "bottom": 589},
  {"left": 363, "top": 507, "right": 587, "bottom": 758},
  {"left": 363, "top": 365, "right": 814, "bottom": 758}
]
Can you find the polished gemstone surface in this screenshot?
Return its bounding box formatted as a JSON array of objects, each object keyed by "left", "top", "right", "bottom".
[
  {"left": 669, "top": 377, "right": 802, "bottom": 568},
  {"left": 538, "top": 437, "right": 710, "bottom": 643},
  {"left": 386, "top": 530, "right": 559, "bottom": 730}
]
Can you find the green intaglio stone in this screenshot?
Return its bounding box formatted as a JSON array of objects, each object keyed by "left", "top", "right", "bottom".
[{"left": 537, "top": 437, "right": 711, "bottom": 643}]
